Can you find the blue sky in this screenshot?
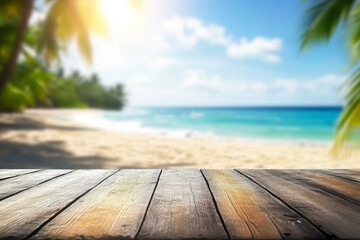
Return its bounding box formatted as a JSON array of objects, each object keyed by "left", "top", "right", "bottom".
[{"left": 57, "top": 0, "right": 350, "bottom": 106}]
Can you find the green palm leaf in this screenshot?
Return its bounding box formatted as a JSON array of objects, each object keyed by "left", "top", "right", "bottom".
[
  {"left": 302, "top": 0, "right": 360, "bottom": 154},
  {"left": 301, "top": 0, "right": 355, "bottom": 49}
]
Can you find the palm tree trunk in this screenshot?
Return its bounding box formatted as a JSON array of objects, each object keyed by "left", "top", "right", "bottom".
[{"left": 0, "top": 0, "right": 34, "bottom": 95}]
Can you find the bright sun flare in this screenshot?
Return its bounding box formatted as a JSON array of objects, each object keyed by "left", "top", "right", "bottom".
[{"left": 100, "top": 0, "right": 141, "bottom": 29}]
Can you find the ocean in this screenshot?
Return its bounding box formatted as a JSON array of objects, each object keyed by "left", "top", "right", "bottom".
[{"left": 70, "top": 106, "right": 340, "bottom": 143}]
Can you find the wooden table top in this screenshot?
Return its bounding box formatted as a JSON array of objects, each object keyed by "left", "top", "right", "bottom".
[{"left": 0, "top": 169, "right": 360, "bottom": 239}]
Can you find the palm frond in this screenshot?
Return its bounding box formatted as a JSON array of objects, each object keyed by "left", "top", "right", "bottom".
[
  {"left": 301, "top": 0, "right": 355, "bottom": 49},
  {"left": 66, "top": 0, "right": 92, "bottom": 63},
  {"left": 301, "top": 0, "right": 360, "bottom": 154},
  {"left": 347, "top": 2, "right": 360, "bottom": 66},
  {"left": 75, "top": 0, "right": 107, "bottom": 36},
  {"left": 36, "top": 0, "right": 61, "bottom": 62},
  {"left": 36, "top": 0, "right": 105, "bottom": 64},
  {"left": 332, "top": 65, "right": 360, "bottom": 155}
]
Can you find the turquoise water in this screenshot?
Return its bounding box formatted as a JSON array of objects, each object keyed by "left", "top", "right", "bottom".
[{"left": 103, "top": 107, "right": 342, "bottom": 142}]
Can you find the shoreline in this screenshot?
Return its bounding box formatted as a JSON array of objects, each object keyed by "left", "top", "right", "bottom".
[
  {"left": 33, "top": 108, "right": 333, "bottom": 148},
  {"left": 0, "top": 108, "right": 359, "bottom": 169}
]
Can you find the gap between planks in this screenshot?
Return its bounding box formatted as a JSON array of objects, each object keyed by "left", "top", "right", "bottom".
[
  {"left": 0, "top": 170, "right": 75, "bottom": 202},
  {"left": 1, "top": 169, "right": 325, "bottom": 240},
  {"left": 279, "top": 170, "right": 360, "bottom": 208},
  {"left": 204, "top": 169, "right": 326, "bottom": 239},
  {"left": 21, "top": 169, "right": 162, "bottom": 240},
  {"left": 2, "top": 169, "right": 358, "bottom": 240},
  {"left": 0, "top": 169, "right": 43, "bottom": 181},
  {"left": 136, "top": 169, "right": 229, "bottom": 239},
  {"left": 200, "top": 169, "right": 231, "bottom": 240},
  {"left": 134, "top": 169, "right": 163, "bottom": 239},
  {"left": 235, "top": 169, "right": 330, "bottom": 239},
  {"left": 24, "top": 170, "right": 121, "bottom": 240},
  {"left": 237, "top": 169, "right": 360, "bottom": 239}
]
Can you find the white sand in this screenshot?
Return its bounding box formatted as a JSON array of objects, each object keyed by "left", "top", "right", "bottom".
[{"left": 0, "top": 109, "right": 359, "bottom": 169}]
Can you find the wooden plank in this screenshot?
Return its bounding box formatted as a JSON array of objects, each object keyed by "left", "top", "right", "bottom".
[
  {"left": 0, "top": 169, "right": 115, "bottom": 239},
  {"left": 0, "top": 170, "right": 73, "bottom": 201},
  {"left": 239, "top": 169, "right": 360, "bottom": 239},
  {"left": 0, "top": 169, "right": 40, "bottom": 180},
  {"left": 32, "top": 169, "right": 161, "bottom": 240},
  {"left": 315, "top": 169, "right": 360, "bottom": 183},
  {"left": 202, "top": 169, "right": 325, "bottom": 240},
  {"left": 286, "top": 170, "right": 360, "bottom": 206},
  {"left": 137, "top": 169, "right": 228, "bottom": 240}
]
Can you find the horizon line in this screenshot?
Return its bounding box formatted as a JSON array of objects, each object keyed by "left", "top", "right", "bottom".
[{"left": 130, "top": 105, "right": 343, "bottom": 109}]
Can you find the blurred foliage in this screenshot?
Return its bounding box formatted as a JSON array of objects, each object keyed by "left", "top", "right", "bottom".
[
  {"left": 46, "top": 70, "right": 126, "bottom": 110},
  {"left": 39, "top": 0, "right": 107, "bottom": 63},
  {"left": 302, "top": 0, "right": 360, "bottom": 154},
  {"left": 0, "top": 0, "right": 125, "bottom": 112},
  {"left": 0, "top": 1, "right": 20, "bottom": 72},
  {"left": 70, "top": 72, "right": 126, "bottom": 109},
  {"left": 0, "top": 61, "right": 126, "bottom": 111},
  {"left": 0, "top": 0, "right": 106, "bottom": 64}
]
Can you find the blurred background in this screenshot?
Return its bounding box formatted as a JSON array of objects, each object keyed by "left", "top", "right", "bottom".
[{"left": 0, "top": 0, "right": 359, "bottom": 169}]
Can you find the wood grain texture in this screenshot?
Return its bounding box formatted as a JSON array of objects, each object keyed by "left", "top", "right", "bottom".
[
  {"left": 32, "top": 169, "right": 161, "bottom": 240},
  {"left": 239, "top": 169, "right": 360, "bottom": 239},
  {"left": 0, "top": 170, "right": 72, "bottom": 200},
  {"left": 315, "top": 169, "right": 360, "bottom": 183},
  {"left": 0, "top": 169, "right": 359, "bottom": 240},
  {"left": 0, "top": 169, "right": 40, "bottom": 180},
  {"left": 137, "top": 169, "right": 228, "bottom": 240},
  {"left": 202, "top": 169, "right": 325, "bottom": 240},
  {"left": 0, "top": 169, "right": 115, "bottom": 239},
  {"left": 287, "top": 170, "right": 360, "bottom": 206}
]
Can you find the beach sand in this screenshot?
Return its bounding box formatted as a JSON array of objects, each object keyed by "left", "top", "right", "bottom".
[{"left": 0, "top": 109, "right": 359, "bottom": 169}]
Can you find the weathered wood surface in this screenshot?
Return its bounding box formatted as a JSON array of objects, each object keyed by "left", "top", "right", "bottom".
[
  {"left": 0, "top": 170, "right": 115, "bottom": 239},
  {"left": 33, "top": 169, "right": 161, "bottom": 240},
  {"left": 137, "top": 169, "right": 228, "bottom": 240},
  {"left": 0, "top": 169, "right": 359, "bottom": 239},
  {"left": 0, "top": 169, "right": 72, "bottom": 201},
  {"left": 239, "top": 169, "right": 360, "bottom": 239},
  {"left": 314, "top": 169, "right": 360, "bottom": 183},
  {"left": 0, "top": 169, "right": 40, "bottom": 180},
  {"left": 286, "top": 170, "right": 360, "bottom": 206},
  {"left": 202, "top": 169, "right": 324, "bottom": 239}
]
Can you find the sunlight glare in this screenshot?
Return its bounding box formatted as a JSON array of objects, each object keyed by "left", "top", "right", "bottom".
[{"left": 100, "top": 0, "right": 141, "bottom": 30}]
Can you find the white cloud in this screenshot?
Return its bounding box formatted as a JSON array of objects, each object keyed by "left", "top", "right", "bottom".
[
  {"left": 62, "top": 13, "right": 284, "bottom": 77},
  {"left": 123, "top": 71, "right": 345, "bottom": 106},
  {"left": 182, "top": 70, "right": 267, "bottom": 95},
  {"left": 182, "top": 70, "right": 223, "bottom": 91},
  {"left": 274, "top": 74, "right": 345, "bottom": 95},
  {"left": 226, "top": 37, "right": 282, "bottom": 63},
  {"left": 163, "top": 17, "right": 283, "bottom": 63},
  {"left": 181, "top": 70, "right": 345, "bottom": 97},
  {"left": 274, "top": 79, "right": 298, "bottom": 94},
  {"left": 147, "top": 57, "right": 178, "bottom": 70},
  {"left": 164, "top": 16, "right": 231, "bottom": 48}
]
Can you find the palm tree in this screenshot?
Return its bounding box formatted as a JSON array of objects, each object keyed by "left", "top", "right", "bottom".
[
  {"left": 302, "top": 0, "right": 360, "bottom": 153},
  {"left": 0, "top": 0, "right": 34, "bottom": 95},
  {"left": 0, "top": 0, "right": 106, "bottom": 95}
]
